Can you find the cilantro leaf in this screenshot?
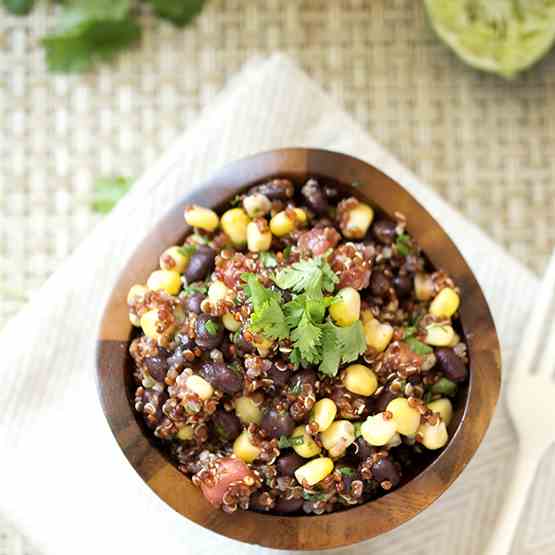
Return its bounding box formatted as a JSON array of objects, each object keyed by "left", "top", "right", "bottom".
[
  {"left": 260, "top": 252, "right": 278, "bottom": 268},
  {"left": 179, "top": 244, "right": 197, "bottom": 257},
  {"left": 146, "top": 0, "right": 206, "bottom": 26},
  {"left": 338, "top": 467, "right": 355, "bottom": 477},
  {"left": 278, "top": 435, "right": 304, "bottom": 449},
  {"left": 91, "top": 176, "right": 134, "bottom": 213},
  {"left": 205, "top": 320, "right": 221, "bottom": 336},
  {"left": 274, "top": 256, "right": 338, "bottom": 297},
  {"left": 283, "top": 245, "right": 293, "bottom": 258},
  {"left": 405, "top": 336, "right": 433, "bottom": 355},
  {"left": 3, "top": 0, "right": 35, "bottom": 15},
  {"left": 318, "top": 321, "right": 366, "bottom": 376},
  {"left": 242, "top": 273, "right": 279, "bottom": 311},
  {"left": 395, "top": 233, "right": 411, "bottom": 257},
  {"left": 284, "top": 296, "right": 306, "bottom": 329},
  {"left": 291, "top": 313, "right": 322, "bottom": 364},
  {"left": 182, "top": 283, "right": 208, "bottom": 296},
  {"left": 42, "top": 0, "right": 141, "bottom": 73}
]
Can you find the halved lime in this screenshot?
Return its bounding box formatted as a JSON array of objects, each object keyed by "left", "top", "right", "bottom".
[{"left": 425, "top": 0, "right": 555, "bottom": 78}]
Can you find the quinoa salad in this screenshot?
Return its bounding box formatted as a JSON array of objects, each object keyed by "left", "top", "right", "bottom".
[{"left": 127, "top": 178, "right": 468, "bottom": 515}]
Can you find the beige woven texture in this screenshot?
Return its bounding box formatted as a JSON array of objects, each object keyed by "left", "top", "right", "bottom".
[{"left": 1, "top": 1, "right": 555, "bottom": 553}]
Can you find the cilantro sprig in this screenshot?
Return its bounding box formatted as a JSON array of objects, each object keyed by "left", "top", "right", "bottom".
[
  {"left": 403, "top": 326, "right": 433, "bottom": 355},
  {"left": 274, "top": 256, "right": 338, "bottom": 298}
]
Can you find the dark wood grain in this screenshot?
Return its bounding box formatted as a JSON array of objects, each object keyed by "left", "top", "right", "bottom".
[{"left": 96, "top": 148, "right": 501, "bottom": 550}]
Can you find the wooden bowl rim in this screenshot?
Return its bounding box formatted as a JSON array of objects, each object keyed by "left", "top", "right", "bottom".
[{"left": 96, "top": 148, "right": 501, "bottom": 550}]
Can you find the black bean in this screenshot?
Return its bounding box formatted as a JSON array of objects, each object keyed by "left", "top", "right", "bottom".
[
  {"left": 301, "top": 179, "right": 329, "bottom": 215},
  {"left": 195, "top": 314, "right": 224, "bottom": 350},
  {"left": 199, "top": 362, "right": 243, "bottom": 394},
  {"left": 289, "top": 369, "right": 317, "bottom": 392},
  {"left": 184, "top": 292, "right": 205, "bottom": 314},
  {"left": 276, "top": 453, "right": 305, "bottom": 476},
  {"left": 352, "top": 437, "right": 373, "bottom": 462},
  {"left": 184, "top": 246, "right": 215, "bottom": 283},
  {"left": 249, "top": 178, "right": 294, "bottom": 201},
  {"left": 211, "top": 410, "right": 242, "bottom": 441},
  {"left": 393, "top": 274, "right": 412, "bottom": 298},
  {"left": 435, "top": 348, "right": 467, "bottom": 382},
  {"left": 372, "top": 219, "right": 397, "bottom": 245},
  {"left": 370, "top": 270, "right": 391, "bottom": 297},
  {"left": 144, "top": 355, "right": 169, "bottom": 382},
  {"left": 371, "top": 388, "right": 398, "bottom": 413},
  {"left": 268, "top": 363, "right": 290, "bottom": 387},
  {"left": 371, "top": 457, "right": 401, "bottom": 488},
  {"left": 273, "top": 496, "right": 304, "bottom": 514},
  {"left": 260, "top": 409, "right": 295, "bottom": 439}
]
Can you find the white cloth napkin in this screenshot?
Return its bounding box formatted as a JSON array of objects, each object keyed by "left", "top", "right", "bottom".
[{"left": 1, "top": 55, "right": 554, "bottom": 555}]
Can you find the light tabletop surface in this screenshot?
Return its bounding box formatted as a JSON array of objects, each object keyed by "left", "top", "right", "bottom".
[{"left": 2, "top": 1, "right": 555, "bottom": 553}]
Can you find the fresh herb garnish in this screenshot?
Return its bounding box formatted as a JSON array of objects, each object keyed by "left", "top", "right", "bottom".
[
  {"left": 205, "top": 320, "right": 221, "bottom": 336},
  {"left": 318, "top": 320, "right": 367, "bottom": 376},
  {"left": 290, "top": 381, "right": 302, "bottom": 396},
  {"left": 274, "top": 255, "right": 338, "bottom": 298},
  {"left": 395, "top": 233, "right": 412, "bottom": 257},
  {"left": 91, "top": 176, "right": 134, "bottom": 213},
  {"left": 182, "top": 283, "right": 208, "bottom": 296},
  {"left": 282, "top": 245, "right": 293, "bottom": 258},
  {"left": 260, "top": 252, "right": 278, "bottom": 268},
  {"left": 431, "top": 377, "right": 457, "bottom": 397},
  {"left": 242, "top": 274, "right": 289, "bottom": 340},
  {"left": 403, "top": 326, "right": 433, "bottom": 355},
  {"left": 229, "top": 194, "right": 242, "bottom": 207},
  {"left": 338, "top": 467, "right": 355, "bottom": 477},
  {"left": 353, "top": 422, "right": 363, "bottom": 438},
  {"left": 278, "top": 435, "right": 304, "bottom": 449},
  {"left": 179, "top": 244, "right": 197, "bottom": 258},
  {"left": 303, "top": 491, "right": 327, "bottom": 501}
]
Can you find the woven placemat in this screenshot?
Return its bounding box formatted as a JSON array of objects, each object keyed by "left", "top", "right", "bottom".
[{"left": 2, "top": 1, "right": 555, "bottom": 553}]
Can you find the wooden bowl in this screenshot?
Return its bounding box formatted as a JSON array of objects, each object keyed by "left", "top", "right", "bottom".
[{"left": 96, "top": 148, "right": 501, "bottom": 550}]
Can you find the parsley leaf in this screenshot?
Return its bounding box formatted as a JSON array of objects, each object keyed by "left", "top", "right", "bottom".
[
  {"left": 260, "top": 252, "right": 278, "bottom": 268},
  {"left": 3, "top": 0, "right": 35, "bottom": 15},
  {"left": 274, "top": 256, "right": 338, "bottom": 297},
  {"left": 91, "top": 176, "right": 133, "bottom": 213},
  {"left": 395, "top": 233, "right": 412, "bottom": 257},
  {"left": 205, "top": 320, "right": 221, "bottom": 336},
  {"left": 42, "top": 0, "right": 141, "bottom": 73},
  {"left": 146, "top": 0, "right": 206, "bottom": 26}
]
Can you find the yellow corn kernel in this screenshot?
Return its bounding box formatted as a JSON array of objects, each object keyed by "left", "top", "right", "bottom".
[
  {"left": 247, "top": 220, "right": 272, "bottom": 252},
  {"left": 320, "top": 420, "right": 356, "bottom": 458},
  {"left": 234, "top": 396, "right": 263, "bottom": 425},
  {"left": 427, "top": 398, "right": 453, "bottom": 426},
  {"left": 184, "top": 205, "right": 219, "bottom": 232},
  {"left": 294, "top": 457, "right": 334, "bottom": 486},
  {"left": 221, "top": 207, "right": 250, "bottom": 246},
  {"left": 129, "top": 313, "right": 141, "bottom": 327},
  {"left": 363, "top": 313, "right": 393, "bottom": 353},
  {"left": 386, "top": 398, "right": 421, "bottom": 436},
  {"left": 147, "top": 270, "right": 182, "bottom": 296},
  {"left": 447, "top": 332, "right": 461, "bottom": 348},
  {"left": 159, "top": 246, "right": 189, "bottom": 273},
  {"left": 342, "top": 202, "right": 374, "bottom": 239},
  {"left": 342, "top": 364, "right": 378, "bottom": 396},
  {"left": 208, "top": 280, "right": 231, "bottom": 303},
  {"left": 222, "top": 312, "right": 241, "bottom": 332},
  {"left": 430, "top": 287, "right": 460, "bottom": 318},
  {"left": 329, "top": 287, "right": 361, "bottom": 327},
  {"left": 177, "top": 425, "right": 194, "bottom": 441},
  {"left": 140, "top": 309, "right": 161, "bottom": 340},
  {"left": 233, "top": 430, "right": 260, "bottom": 463},
  {"left": 291, "top": 425, "right": 321, "bottom": 458},
  {"left": 414, "top": 273, "right": 434, "bottom": 301},
  {"left": 418, "top": 421, "right": 448, "bottom": 450},
  {"left": 234, "top": 396, "right": 262, "bottom": 425},
  {"left": 360, "top": 413, "right": 398, "bottom": 446},
  {"left": 424, "top": 323, "right": 455, "bottom": 346},
  {"left": 243, "top": 193, "right": 272, "bottom": 218},
  {"left": 270, "top": 209, "right": 305, "bottom": 237},
  {"left": 127, "top": 284, "right": 148, "bottom": 305},
  {"left": 310, "top": 398, "right": 337, "bottom": 432},
  {"left": 186, "top": 375, "right": 214, "bottom": 400}
]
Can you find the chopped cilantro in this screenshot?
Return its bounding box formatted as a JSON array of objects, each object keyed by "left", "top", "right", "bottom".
[
  {"left": 431, "top": 377, "right": 457, "bottom": 397},
  {"left": 423, "top": 390, "right": 434, "bottom": 404},
  {"left": 229, "top": 194, "right": 242, "bottom": 207},
  {"left": 290, "top": 381, "right": 302, "bottom": 396},
  {"left": 395, "top": 233, "right": 412, "bottom": 257},
  {"left": 283, "top": 245, "right": 293, "bottom": 258},
  {"left": 405, "top": 336, "right": 433, "bottom": 355},
  {"left": 274, "top": 256, "right": 338, "bottom": 298},
  {"left": 91, "top": 176, "right": 134, "bottom": 213},
  {"left": 178, "top": 244, "right": 197, "bottom": 258},
  {"left": 260, "top": 252, "right": 278, "bottom": 268},
  {"left": 353, "top": 422, "right": 363, "bottom": 438},
  {"left": 182, "top": 283, "right": 208, "bottom": 296},
  {"left": 205, "top": 320, "right": 221, "bottom": 336},
  {"left": 338, "top": 467, "right": 355, "bottom": 477},
  {"left": 278, "top": 435, "right": 304, "bottom": 449},
  {"left": 318, "top": 321, "right": 367, "bottom": 376},
  {"left": 303, "top": 492, "right": 327, "bottom": 501},
  {"left": 146, "top": 0, "right": 206, "bottom": 26},
  {"left": 291, "top": 313, "right": 322, "bottom": 364}
]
